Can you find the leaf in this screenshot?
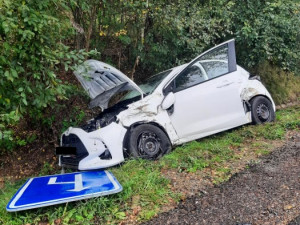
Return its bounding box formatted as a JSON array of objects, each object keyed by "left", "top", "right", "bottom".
[
  {"left": 10, "top": 69, "right": 18, "bottom": 78},
  {"left": 4, "top": 70, "right": 13, "bottom": 81},
  {"left": 22, "top": 98, "right": 28, "bottom": 106},
  {"left": 284, "top": 205, "right": 294, "bottom": 210}
]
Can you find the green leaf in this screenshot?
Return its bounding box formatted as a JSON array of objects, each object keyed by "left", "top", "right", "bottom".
[
  {"left": 10, "top": 69, "right": 18, "bottom": 78},
  {"left": 22, "top": 98, "right": 28, "bottom": 106}
]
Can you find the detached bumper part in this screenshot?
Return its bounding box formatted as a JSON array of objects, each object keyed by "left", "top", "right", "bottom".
[{"left": 60, "top": 122, "right": 127, "bottom": 170}]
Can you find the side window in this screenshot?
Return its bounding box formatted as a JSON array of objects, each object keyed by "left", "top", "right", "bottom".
[
  {"left": 200, "top": 60, "right": 228, "bottom": 79},
  {"left": 198, "top": 44, "right": 229, "bottom": 79},
  {"left": 175, "top": 65, "right": 206, "bottom": 92},
  {"left": 173, "top": 41, "right": 236, "bottom": 92}
]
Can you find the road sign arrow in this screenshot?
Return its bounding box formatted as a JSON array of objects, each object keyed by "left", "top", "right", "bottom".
[{"left": 67, "top": 174, "right": 89, "bottom": 192}]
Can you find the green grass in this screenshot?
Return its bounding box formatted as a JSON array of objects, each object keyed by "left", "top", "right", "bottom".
[{"left": 0, "top": 106, "right": 299, "bottom": 225}]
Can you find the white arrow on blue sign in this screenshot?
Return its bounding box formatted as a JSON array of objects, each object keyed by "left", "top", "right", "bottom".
[{"left": 6, "top": 170, "right": 122, "bottom": 212}]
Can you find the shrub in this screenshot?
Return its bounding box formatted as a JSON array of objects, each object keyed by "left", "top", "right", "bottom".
[
  {"left": 254, "top": 62, "right": 300, "bottom": 104},
  {"left": 0, "top": 0, "right": 97, "bottom": 152}
]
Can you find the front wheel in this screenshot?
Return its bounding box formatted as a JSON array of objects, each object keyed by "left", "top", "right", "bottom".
[
  {"left": 128, "top": 124, "right": 172, "bottom": 160},
  {"left": 250, "top": 96, "right": 275, "bottom": 124}
]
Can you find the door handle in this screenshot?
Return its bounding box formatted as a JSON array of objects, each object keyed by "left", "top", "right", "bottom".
[{"left": 217, "top": 82, "right": 234, "bottom": 88}]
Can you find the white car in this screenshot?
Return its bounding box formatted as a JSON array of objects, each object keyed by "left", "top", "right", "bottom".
[{"left": 58, "top": 39, "right": 275, "bottom": 170}]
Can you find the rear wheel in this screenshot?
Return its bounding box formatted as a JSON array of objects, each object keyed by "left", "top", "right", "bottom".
[
  {"left": 128, "top": 124, "right": 172, "bottom": 160},
  {"left": 250, "top": 96, "right": 275, "bottom": 124}
]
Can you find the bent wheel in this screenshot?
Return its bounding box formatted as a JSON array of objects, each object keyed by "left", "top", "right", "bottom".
[
  {"left": 250, "top": 96, "right": 275, "bottom": 124},
  {"left": 129, "top": 124, "right": 172, "bottom": 160}
]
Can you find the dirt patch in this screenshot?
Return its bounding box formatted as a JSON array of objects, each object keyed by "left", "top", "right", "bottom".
[
  {"left": 0, "top": 94, "right": 97, "bottom": 183},
  {"left": 161, "top": 137, "right": 286, "bottom": 200},
  {"left": 144, "top": 132, "right": 300, "bottom": 225},
  {"left": 0, "top": 141, "right": 59, "bottom": 184},
  {"left": 161, "top": 169, "right": 214, "bottom": 199}
]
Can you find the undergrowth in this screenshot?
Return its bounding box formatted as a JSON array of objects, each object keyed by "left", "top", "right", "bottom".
[{"left": 254, "top": 62, "right": 300, "bottom": 104}]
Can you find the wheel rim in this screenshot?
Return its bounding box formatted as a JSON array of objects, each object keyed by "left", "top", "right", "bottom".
[
  {"left": 256, "top": 103, "right": 270, "bottom": 122},
  {"left": 137, "top": 131, "right": 161, "bottom": 157}
]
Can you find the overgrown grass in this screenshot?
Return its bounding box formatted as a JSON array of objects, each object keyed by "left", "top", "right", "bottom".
[
  {"left": 254, "top": 62, "right": 300, "bottom": 104},
  {"left": 0, "top": 106, "right": 299, "bottom": 225}
]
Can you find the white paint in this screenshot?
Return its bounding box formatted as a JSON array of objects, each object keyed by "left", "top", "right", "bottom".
[
  {"left": 8, "top": 178, "right": 34, "bottom": 210},
  {"left": 48, "top": 174, "right": 89, "bottom": 192},
  {"left": 170, "top": 70, "right": 249, "bottom": 140}
]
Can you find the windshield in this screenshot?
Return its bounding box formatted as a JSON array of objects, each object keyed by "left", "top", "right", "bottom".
[{"left": 122, "top": 69, "right": 172, "bottom": 100}]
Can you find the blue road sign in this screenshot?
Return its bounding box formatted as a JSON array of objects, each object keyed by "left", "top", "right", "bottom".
[{"left": 6, "top": 170, "right": 122, "bottom": 212}]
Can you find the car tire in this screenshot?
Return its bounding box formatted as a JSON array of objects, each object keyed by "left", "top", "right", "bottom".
[
  {"left": 128, "top": 124, "right": 172, "bottom": 160},
  {"left": 250, "top": 96, "right": 275, "bottom": 124}
]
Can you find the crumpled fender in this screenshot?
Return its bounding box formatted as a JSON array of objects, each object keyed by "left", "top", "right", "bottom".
[
  {"left": 241, "top": 80, "right": 276, "bottom": 111},
  {"left": 61, "top": 122, "right": 127, "bottom": 170},
  {"left": 117, "top": 93, "right": 180, "bottom": 144}
]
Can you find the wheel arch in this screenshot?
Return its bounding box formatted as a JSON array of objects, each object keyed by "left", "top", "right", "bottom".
[
  {"left": 249, "top": 94, "right": 272, "bottom": 104},
  {"left": 248, "top": 94, "right": 275, "bottom": 111}
]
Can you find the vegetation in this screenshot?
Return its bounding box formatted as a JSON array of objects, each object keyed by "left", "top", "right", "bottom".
[
  {"left": 0, "top": 106, "right": 299, "bottom": 224},
  {"left": 1, "top": 0, "right": 300, "bottom": 151}
]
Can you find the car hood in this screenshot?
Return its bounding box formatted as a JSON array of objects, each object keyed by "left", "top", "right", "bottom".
[{"left": 74, "top": 60, "right": 144, "bottom": 110}]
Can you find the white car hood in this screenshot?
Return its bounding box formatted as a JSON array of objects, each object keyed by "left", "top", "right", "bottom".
[{"left": 74, "top": 60, "right": 144, "bottom": 110}]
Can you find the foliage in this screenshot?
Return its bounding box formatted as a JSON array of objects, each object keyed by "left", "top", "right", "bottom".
[
  {"left": 231, "top": 0, "right": 300, "bottom": 72},
  {"left": 1, "top": 0, "right": 299, "bottom": 151},
  {"left": 71, "top": 0, "right": 300, "bottom": 78},
  {"left": 0, "top": 0, "right": 97, "bottom": 151},
  {"left": 254, "top": 62, "right": 300, "bottom": 104}
]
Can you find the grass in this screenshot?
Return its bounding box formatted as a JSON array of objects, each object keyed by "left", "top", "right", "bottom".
[{"left": 0, "top": 106, "right": 299, "bottom": 225}]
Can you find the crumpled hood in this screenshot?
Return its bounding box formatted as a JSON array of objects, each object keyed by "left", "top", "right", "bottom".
[{"left": 74, "top": 60, "right": 144, "bottom": 110}]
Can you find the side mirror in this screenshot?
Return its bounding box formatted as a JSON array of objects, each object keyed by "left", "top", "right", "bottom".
[{"left": 161, "top": 92, "right": 175, "bottom": 110}]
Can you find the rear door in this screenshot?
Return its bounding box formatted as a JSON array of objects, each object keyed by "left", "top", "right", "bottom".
[{"left": 165, "top": 40, "right": 248, "bottom": 139}]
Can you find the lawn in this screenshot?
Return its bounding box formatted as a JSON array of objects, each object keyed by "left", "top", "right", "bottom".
[{"left": 0, "top": 106, "right": 299, "bottom": 225}]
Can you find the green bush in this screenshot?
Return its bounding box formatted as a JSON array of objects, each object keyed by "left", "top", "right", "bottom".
[
  {"left": 255, "top": 62, "right": 300, "bottom": 104},
  {"left": 0, "top": 0, "right": 97, "bottom": 152}
]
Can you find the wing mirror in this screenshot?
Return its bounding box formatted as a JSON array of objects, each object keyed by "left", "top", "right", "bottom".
[{"left": 161, "top": 92, "right": 175, "bottom": 110}]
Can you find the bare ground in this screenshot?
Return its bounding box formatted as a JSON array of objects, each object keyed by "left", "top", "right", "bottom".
[{"left": 144, "top": 132, "right": 300, "bottom": 225}]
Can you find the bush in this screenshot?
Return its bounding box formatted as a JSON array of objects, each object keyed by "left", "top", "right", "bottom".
[
  {"left": 0, "top": 0, "right": 97, "bottom": 152},
  {"left": 255, "top": 62, "right": 300, "bottom": 104}
]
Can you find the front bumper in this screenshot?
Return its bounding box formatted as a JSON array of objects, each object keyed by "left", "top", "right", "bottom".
[{"left": 59, "top": 122, "right": 127, "bottom": 170}]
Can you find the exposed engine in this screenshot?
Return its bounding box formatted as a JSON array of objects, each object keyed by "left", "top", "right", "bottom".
[{"left": 81, "top": 95, "right": 141, "bottom": 132}]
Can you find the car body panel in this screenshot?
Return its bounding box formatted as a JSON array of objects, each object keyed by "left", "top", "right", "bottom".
[
  {"left": 60, "top": 123, "right": 126, "bottom": 170},
  {"left": 117, "top": 92, "right": 180, "bottom": 143},
  {"left": 74, "top": 59, "right": 144, "bottom": 110},
  {"left": 169, "top": 69, "right": 249, "bottom": 140}
]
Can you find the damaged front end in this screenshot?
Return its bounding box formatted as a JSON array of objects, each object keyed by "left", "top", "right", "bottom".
[
  {"left": 58, "top": 60, "right": 145, "bottom": 170},
  {"left": 59, "top": 122, "right": 127, "bottom": 170}
]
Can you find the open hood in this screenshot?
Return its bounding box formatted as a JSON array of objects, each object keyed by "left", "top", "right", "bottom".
[{"left": 74, "top": 60, "right": 144, "bottom": 110}]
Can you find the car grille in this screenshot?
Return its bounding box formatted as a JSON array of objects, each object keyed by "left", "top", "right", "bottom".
[{"left": 60, "top": 134, "right": 89, "bottom": 168}]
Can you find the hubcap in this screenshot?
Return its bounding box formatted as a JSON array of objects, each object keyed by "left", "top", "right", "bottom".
[
  {"left": 138, "top": 132, "right": 161, "bottom": 157},
  {"left": 256, "top": 103, "right": 270, "bottom": 122}
]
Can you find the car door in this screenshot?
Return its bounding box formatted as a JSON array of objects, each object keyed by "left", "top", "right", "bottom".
[{"left": 164, "top": 40, "right": 248, "bottom": 140}]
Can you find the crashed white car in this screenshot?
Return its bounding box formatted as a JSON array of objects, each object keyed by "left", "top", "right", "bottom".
[{"left": 58, "top": 39, "right": 275, "bottom": 170}]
